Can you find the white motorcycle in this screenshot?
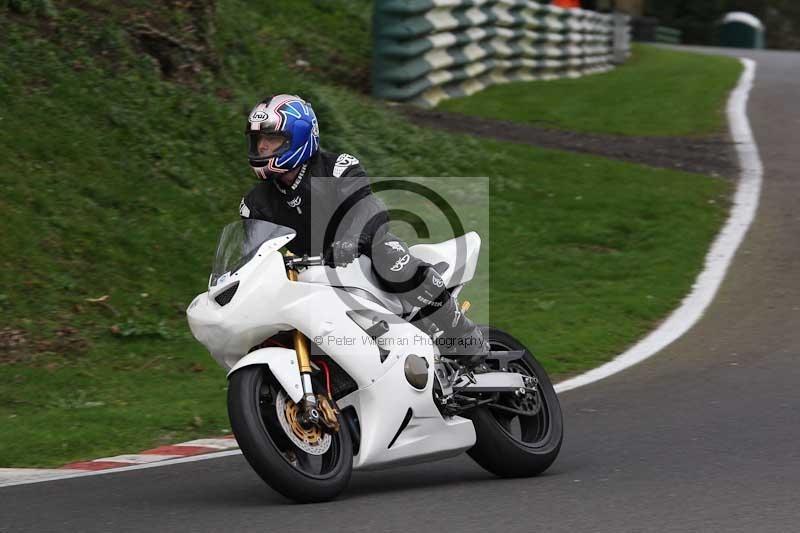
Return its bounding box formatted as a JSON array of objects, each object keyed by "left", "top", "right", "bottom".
[{"left": 187, "top": 219, "right": 562, "bottom": 502}]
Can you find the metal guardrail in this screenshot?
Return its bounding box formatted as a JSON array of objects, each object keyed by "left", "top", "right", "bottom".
[
  {"left": 372, "top": 0, "right": 631, "bottom": 106},
  {"left": 655, "top": 26, "right": 682, "bottom": 44}
]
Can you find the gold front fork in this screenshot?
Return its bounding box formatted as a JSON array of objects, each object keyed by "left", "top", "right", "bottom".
[
  {"left": 286, "top": 267, "right": 313, "bottom": 375},
  {"left": 285, "top": 261, "right": 319, "bottom": 425}
]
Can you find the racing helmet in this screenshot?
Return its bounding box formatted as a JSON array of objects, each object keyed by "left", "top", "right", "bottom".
[{"left": 245, "top": 94, "right": 320, "bottom": 180}]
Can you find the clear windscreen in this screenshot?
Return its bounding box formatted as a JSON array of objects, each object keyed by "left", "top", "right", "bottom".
[{"left": 209, "top": 219, "right": 295, "bottom": 288}]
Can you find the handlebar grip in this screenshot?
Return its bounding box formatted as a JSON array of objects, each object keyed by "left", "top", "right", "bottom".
[{"left": 284, "top": 255, "right": 325, "bottom": 268}]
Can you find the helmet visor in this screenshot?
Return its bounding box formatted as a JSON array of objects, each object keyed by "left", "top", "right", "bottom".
[{"left": 247, "top": 132, "right": 291, "bottom": 161}]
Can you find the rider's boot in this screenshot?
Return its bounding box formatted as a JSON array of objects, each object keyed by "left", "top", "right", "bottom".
[{"left": 418, "top": 295, "right": 490, "bottom": 366}]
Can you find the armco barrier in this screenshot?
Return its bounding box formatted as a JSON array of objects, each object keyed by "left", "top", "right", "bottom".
[
  {"left": 372, "top": 0, "right": 631, "bottom": 106},
  {"left": 655, "top": 25, "right": 682, "bottom": 44}
]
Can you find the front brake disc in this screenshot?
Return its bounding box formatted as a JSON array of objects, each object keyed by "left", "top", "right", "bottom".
[{"left": 275, "top": 389, "right": 332, "bottom": 456}]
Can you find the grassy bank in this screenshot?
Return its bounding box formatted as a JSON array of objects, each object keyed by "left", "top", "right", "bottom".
[
  {"left": 1, "top": 2, "right": 730, "bottom": 467},
  {"left": 439, "top": 44, "right": 742, "bottom": 137}
]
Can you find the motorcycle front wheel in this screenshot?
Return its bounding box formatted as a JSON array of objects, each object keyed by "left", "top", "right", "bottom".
[
  {"left": 227, "top": 365, "right": 353, "bottom": 503},
  {"left": 466, "top": 326, "right": 563, "bottom": 477}
]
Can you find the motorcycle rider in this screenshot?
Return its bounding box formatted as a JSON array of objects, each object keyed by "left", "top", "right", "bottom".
[{"left": 239, "top": 94, "right": 488, "bottom": 362}]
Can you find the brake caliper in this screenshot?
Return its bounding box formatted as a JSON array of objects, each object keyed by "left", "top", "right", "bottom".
[{"left": 316, "top": 394, "right": 340, "bottom": 433}]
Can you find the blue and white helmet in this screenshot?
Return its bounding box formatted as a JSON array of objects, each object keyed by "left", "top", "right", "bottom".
[{"left": 246, "top": 94, "right": 320, "bottom": 180}]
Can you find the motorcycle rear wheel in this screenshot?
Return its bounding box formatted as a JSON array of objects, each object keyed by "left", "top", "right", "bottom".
[
  {"left": 466, "top": 326, "right": 563, "bottom": 477},
  {"left": 227, "top": 365, "right": 353, "bottom": 503}
]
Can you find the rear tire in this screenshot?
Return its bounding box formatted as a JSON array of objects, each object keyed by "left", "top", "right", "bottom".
[
  {"left": 227, "top": 365, "right": 353, "bottom": 503},
  {"left": 466, "top": 326, "right": 563, "bottom": 477}
]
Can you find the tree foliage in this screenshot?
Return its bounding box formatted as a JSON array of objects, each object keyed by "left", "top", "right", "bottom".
[{"left": 646, "top": 0, "right": 800, "bottom": 49}]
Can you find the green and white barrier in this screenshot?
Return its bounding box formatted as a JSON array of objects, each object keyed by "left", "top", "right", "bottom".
[
  {"left": 372, "top": 0, "right": 631, "bottom": 106},
  {"left": 655, "top": 25, "right": 682, "bottom": 44}
]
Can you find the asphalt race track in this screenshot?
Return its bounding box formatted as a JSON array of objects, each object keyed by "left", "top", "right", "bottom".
[{"left": 2, "top": 47, "right": 799, "bottom": 533}]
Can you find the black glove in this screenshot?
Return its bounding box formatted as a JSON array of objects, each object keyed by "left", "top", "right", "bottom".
[{"left": 324, "top": 238, "right": 359, "bottom": 267}]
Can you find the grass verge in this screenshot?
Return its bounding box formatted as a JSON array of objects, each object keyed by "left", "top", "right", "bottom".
[
  {"left": 438, "top": 44, "right": 743, "bottom": 137},
  {"left": 1, "top": 3, "right": 730, "bottom": 466}
]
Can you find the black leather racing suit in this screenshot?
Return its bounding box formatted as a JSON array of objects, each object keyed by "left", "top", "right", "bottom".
[{"left": 239, "top": 149, "right": 486, "bottom": 356}]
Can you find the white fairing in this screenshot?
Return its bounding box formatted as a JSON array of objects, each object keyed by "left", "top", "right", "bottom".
[
  {"left": 297, "top": 256, "right": 405, "bottom": 315},
  {"left": 227, "top": 347, "right": 304, "bottom": 403},
  {"left": 187, "top": 231, "right": 481, "bottom": 470},
  {"left": 410, "top": 232, "right": 481, "bottom": 288}
]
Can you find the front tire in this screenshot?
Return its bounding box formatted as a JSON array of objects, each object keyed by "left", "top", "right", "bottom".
[
  {"left": 466, "top": 326, "right": 563, "bottom": 477},
  {"left": 227, "top": 365, "right": 353, "bottom": 503}
]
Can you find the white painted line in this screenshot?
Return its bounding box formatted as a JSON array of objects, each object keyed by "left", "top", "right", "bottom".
[
  {"left": 95, "top": 454, "right": 178, "bottom": 464},
  {"left": 0, "top": 450, "right": 243, "bottom": 489},
  {"left": 174, "top": 438, "right": 239, "bottom": 449},
  {"left": 0, "top": 469, "right": 88, "bottom": 487},
  {"left": 556, "top": 58, "right": 762, "bottom": 393}
]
